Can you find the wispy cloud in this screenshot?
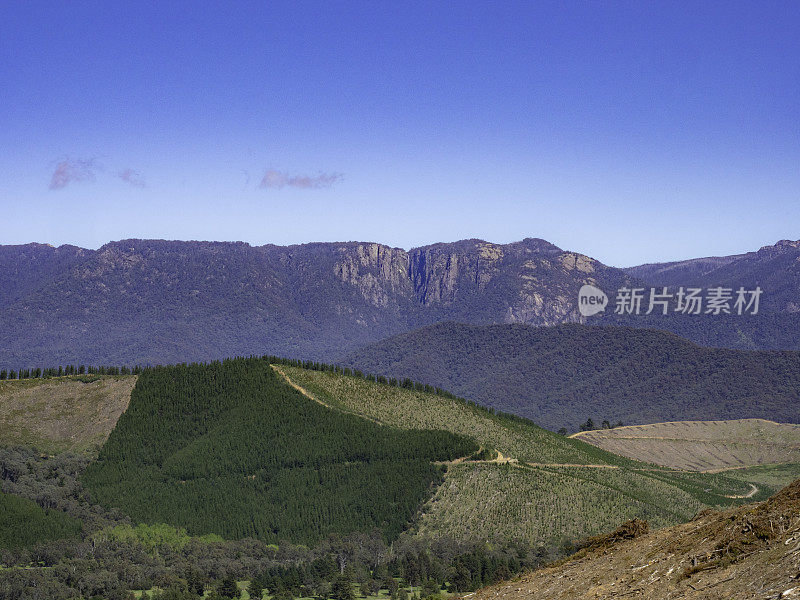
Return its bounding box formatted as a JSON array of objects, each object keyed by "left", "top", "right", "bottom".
[
  {"left": 117, "top": 168, "right": 147, "bottom": 188},
  {"left": 259, "top": 169, "right": 343, "bottom": 190},
  {"left": 49, "top": 158, "right": 99, "bottom": 190}
]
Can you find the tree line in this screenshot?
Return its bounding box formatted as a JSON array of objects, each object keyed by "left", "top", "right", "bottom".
[
  {"left": 0, "top": 364, "right": 141, "bottom": 380},
  {"left": 2, "top": 447, "right": 555, "bottom": 600}
]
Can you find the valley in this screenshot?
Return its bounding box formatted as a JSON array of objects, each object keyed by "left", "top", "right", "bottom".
[{"left": 2, "top": 353, "right": 800, "bottom": 598}]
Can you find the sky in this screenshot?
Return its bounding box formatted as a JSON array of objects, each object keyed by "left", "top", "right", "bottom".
[{"left": 1, "top": 1, "right": 799, "bottom": 267}]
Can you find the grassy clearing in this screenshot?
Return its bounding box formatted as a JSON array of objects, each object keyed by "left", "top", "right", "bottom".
[
  {"left": 0, "top": 375, "right": 136, "bottom": 453},
  {"left": 572, "top": 419, "right": 800, "bottom": 471}
]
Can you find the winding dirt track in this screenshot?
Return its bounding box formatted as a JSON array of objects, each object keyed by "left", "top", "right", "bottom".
[
  {"left": 273, "top": 364, "right": 384, "bottom": 426},
  {"left": 726, "top": 483, "right": 759, "bottom": 499}
]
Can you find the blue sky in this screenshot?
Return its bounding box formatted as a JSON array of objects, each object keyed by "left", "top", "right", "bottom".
[{"left": 1, "top": 1, "right": 798, "bottom": 266}]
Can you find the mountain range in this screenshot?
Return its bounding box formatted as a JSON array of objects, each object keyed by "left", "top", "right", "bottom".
[{"left": 0, "top": 237, "right": 799, "bottom": 368}]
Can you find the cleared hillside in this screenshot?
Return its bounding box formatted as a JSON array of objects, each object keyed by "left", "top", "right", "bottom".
[
  {"left": 342, "top": 322, "right": 800, "bottom": 431},
  {"left": 276, "top": 364, "right": 629, "bottom": 466},
  {"left": 276, "top": 365, "right": 793, "bottom": 549},
  {"left": 471, "top": 477, "right": 800, "bottom": 600},
  {"left": 0, "top": 375, "right": 137, "bottom": 453},
  {"left": 573, "top": 419, "right": 800, "bottom": 471},
  {"left": 414, "top": 463, "right": 714, "bottom": 545}
]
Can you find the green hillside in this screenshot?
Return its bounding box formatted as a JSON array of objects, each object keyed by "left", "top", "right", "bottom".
[
  {"left": 82, "top": 358, "right": 477, "bottom": 544},
  {"left": 0, "top": 491, "right": 82, "bottom": 549},
  {"left": 5, "top": 356, "right": 800, "bottom": 599},
  {"left": 275, "top": 363, "right": 799, "bottom": 548},
  {"left": 69, "top": 356, "right": 800, "bottom": 553},
  {"left": 275, "top": 364, "right": 632, "bottom": 466}
]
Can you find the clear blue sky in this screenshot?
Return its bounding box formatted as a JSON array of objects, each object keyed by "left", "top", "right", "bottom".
[{"left": 2, "top": 1, "right": 798, "bottom": 267}]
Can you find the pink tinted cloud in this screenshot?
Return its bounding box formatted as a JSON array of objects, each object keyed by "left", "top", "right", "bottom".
[
  {"left": 49, "top": 158, "right": 98, "bottom": 190},
  {"left": 118, "top": 168, "right": 147, "bottom": 188},
  {"left": 259, "top": 169, "right": 343, "bottom": 190}
]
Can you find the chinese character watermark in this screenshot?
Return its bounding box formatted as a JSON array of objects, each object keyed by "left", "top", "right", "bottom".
[{"left": 578, "top": 286, "right": 762, "bottom": 316}]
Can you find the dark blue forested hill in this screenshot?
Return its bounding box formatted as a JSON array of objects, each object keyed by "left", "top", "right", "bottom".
[
  {"left": 625, "top": 240, "right": 800, "bottom": 304},
  {"left": 343, "top": 322, "right": 800, "bottom": 431},
  {"left": 0, "top": 237, "right": 799, "bottom": 369}
]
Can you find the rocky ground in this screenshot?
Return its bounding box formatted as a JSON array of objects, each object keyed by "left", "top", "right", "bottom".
[{"left": 468, "top": 478, "right": 800, "bottom": 599}]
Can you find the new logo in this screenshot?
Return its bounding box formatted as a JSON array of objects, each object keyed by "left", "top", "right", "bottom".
[{"left": 578, "top": 284, "right": 608, "bottom": 316}]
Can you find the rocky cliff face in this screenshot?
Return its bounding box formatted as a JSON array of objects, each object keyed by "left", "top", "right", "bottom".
[
  {"left": 332, "top": 243, "right": 411, "bottom": 308},
  {"left": 1, "top": 236, "right": 798, "bottom": 368},
  {"left": 0, "top": 237, "right": 631, "bottom": 366},
  {"left": 327, "top": 237, "right": 623, "bottom": 327}
]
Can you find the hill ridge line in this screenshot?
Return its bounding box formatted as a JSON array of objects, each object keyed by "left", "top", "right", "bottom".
[
  {"left": 272, "top": 364, "right": 384, "bottom": 425},
  {"left": 569, "top": 418, "right": 792, "bottom": 439}
]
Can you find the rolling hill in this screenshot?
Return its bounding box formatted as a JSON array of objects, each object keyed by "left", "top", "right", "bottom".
[
  {"left": 342, "top": 322, "right": 800, "bottom": 431},
  {"left": 82, "top": 358, "right": 478, "bottom": 544},
  {"left": 4, "top": 355, "right": 800, "bottom": 600},
  {"left": 3, "top": 357, "right": 799, "bottom": 555},
  {"left": 271, "top": 363, "right": 800, "bottom": 549},
  {"left": 573, "top": 419, "right": 800, "bottom": 471}
]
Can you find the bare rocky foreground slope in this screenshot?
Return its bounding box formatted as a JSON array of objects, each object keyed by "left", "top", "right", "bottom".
[
  {"left": 470, "top": 477, "right": 800, "bottom": 600},
  {"left": 573, "top": 419, "right": 800, "bottom": 471}
]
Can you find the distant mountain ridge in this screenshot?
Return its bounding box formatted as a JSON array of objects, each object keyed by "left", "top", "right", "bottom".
[
  {"left": 0, "top": 237, "right": 633, "bottom": 367},
  {"left": 343, "top": 322, "right": 800, "bottom": 431},
  {"left": 625, "top": 239, "right": 800, "bottom": 314},
  {"left": 1, "top": 237, "right": 799, "bottom": 368}
]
